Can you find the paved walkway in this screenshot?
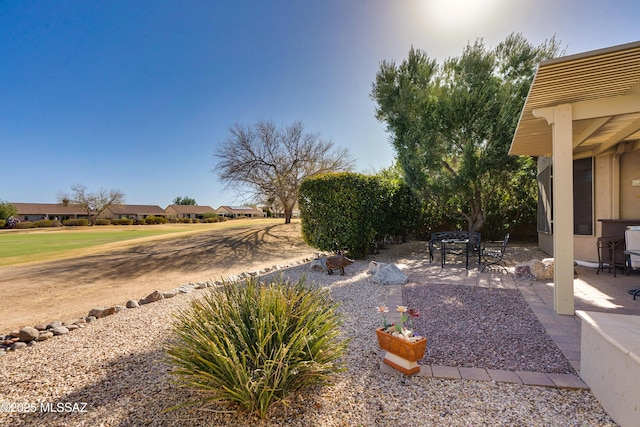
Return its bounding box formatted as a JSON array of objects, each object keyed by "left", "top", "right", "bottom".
[{"left": 380, "top": 257, "right": 640, "bottom": 390}]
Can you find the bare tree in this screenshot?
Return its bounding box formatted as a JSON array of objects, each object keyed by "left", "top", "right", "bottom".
[
  {"left": 59, "top": 185, "right": 125, "bottom": 226},
  {"left": 215, "top": 120, "right": 353, "bottom": 223}
]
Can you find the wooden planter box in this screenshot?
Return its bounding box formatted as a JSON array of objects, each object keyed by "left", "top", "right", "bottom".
[{"left": 376, "top": 328, "right": 427, "bottom": 375}]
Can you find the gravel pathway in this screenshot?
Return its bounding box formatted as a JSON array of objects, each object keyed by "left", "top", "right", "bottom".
[{"left": 0, "top": 243, "right": 616, "bottom": 426}]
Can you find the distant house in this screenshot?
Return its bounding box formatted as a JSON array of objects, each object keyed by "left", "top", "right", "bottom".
[
  {"left": 11, "top": 202, "right": 88, "bottom": 221},
  {"left": 216, "top": 205, "right": 265, "bottom": 219},
  {"left": 100, "top": 204, "right": 168, "bottom": 220},
  {"left": 165, "top": 204, "right": 217, "bottom": 220}
]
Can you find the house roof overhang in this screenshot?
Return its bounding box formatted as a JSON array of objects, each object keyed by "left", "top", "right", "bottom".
[{"left": 510, "top": 41, "right": 640, "bottom": 158}]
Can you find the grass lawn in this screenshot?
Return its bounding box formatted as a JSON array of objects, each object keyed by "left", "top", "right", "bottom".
[{"left": 0, "top": 218, "right": 283, "bottom": 266}]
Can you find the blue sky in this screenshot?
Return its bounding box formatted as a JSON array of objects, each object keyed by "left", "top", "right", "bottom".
[{"left": 1, "top": 0, "right": 638, "bottom": 209}]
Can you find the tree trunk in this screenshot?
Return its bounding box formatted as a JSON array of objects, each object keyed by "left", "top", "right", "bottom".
[{"left": 284, "top": 207, "right": 292, "bottom": 224}]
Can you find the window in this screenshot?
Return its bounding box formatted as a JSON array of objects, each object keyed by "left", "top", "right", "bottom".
[
  {"left": 537, "top": 165, "right": 552, "bottom": 234},
  {"left": 573, "top": 157, "right": 593, "bottom": 235},
  {"left": 537, "top": 157, "right": 593, "bottom": 236}
]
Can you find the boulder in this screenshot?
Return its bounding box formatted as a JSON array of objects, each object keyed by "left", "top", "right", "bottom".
[
  {"left": 372, "top": 264, "right": 408, "bottom": 286},
  {"left": 530, "top": 259, "right": 554, "bottom": 280},
  {"left": 51, "top": 326, "right": 69, "bottom": 336},
  {"left": 140, "top": 290, "right": 164, "bottom": 305},
  {"left": 162, "top": 290, "right": 178, "bottom": 299},
  {"left": 37, "top": 331, "right": 54, "bottom": 341},
  {"left": 88, "top": 307, "right": 117, "bottom": 319},
  {"left": 126, "top": 300, "right": 140, "bottom": 308},
  {"left": 18, "top": 327, "right": 39, "bottom": 342},
  {"left": 367, "top": 261, "right": 387, "bottom": 274},
  {"left": 10, "top": 342, "right": 28, "bottom": 351}
]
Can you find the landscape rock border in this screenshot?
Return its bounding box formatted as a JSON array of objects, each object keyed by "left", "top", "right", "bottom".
[{"left": 0, "top": 257, "right": 314, "bottom": 354}]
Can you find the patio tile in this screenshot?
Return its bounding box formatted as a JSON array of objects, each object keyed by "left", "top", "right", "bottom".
[
  {"left": 546, "top": 373, "right": 589, "bottom": 390},
  {"left": 515, "top": 371, "right": 555, "bottom": 387},
  {"left": 458, "top": 367, "right": 491, "bottom": 381},
  {"left": 416, "top": 365, "right": 433, "bottom": 377},
  {"left": 486, "top": 369, "right": 523, "bottom": 384},
  {"left": 431, "top": 365, "right": 461, "bottom": 379}
]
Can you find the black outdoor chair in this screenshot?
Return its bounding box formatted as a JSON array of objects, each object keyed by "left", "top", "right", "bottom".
[{"left": 481, "top": 233, "right": 510, "bottom": 273}]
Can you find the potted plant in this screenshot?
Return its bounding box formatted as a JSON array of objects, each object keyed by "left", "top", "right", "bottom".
[{"left": 375, "top": 305, "right": 426, "bottom": 375}]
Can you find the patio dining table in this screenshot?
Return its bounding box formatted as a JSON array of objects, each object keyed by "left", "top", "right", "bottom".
[
  {"left": 440, "top": 239, "right": 471, "bottom": 269},
  {"left": 625, "top": 249, "right": 640, "bottom": 300}
]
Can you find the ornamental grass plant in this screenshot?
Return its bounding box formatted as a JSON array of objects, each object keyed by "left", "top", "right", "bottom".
[{"left": 166, "top": 275, "right": 348, "bottom": 418}]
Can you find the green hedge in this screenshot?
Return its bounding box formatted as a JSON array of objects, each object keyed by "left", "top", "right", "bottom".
[
  {"left": 111, "top": 218, "right": 134, "bottom": 225},
  {"left": 0, "top": 219, "right": 5, "bottom": 228},
  {"left": 144, "top": 216, "right": 168, "bottom": 224},
  {"left": 16, "top": 221, "right": 35, "bottom": 229},
  {"left": 95, "top": 219, "right": 111, "bottom": 225},
  {"left": 62, "top": 219, "right": 89, "bottom": 226},
  {"left": 298, "top": 172, "right": 421, "bottom": 258}
]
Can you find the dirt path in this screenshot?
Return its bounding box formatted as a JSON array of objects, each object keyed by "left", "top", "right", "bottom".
[{"left": 0, "top": 222, "right": 315, "bottom": 331}]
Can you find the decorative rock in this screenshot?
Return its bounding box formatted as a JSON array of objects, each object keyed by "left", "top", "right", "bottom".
[
  {"left": 89, "top": 307, "right": 117, "bottom": 319},
  {"left": 63, "top": 320, "right": 75, "bottom": 326},
  {"left": 367, "top": 261, "right": 387, "bottom": 274},
  {"left": 10, "top": 342, "right": 27, "bottom": 351},
  {"left": 37, "top": 331, "right": 54, "bottom": 341},
  {"left": 27, "top": 340, "right": 37, "bottom": 347},
  {"left": 66, "top": 324, "right": 80, "bottom": 331},
  {"left": 140, "top": 290, "right": 164, "bottom": 305},
  {"left": 85, "top": 316, "right": 97, "bottom": 323},
  {"left": 51, "top": 326, "right": 69, "bottom": 336},
  {"left": 177, "top": 284, "right": 195, "bottom": 294},
  {"left": 46, "top": 321, "right": 62, "bottom": 329},
  {"left": 162, "top": 290, "right": 178, "bottom": 299},
  {"left": 114, "top": 305, "right": 126, "bottom": 313},
  {"left": 34, "top": 324, "right": 47, "bottom": 331},
  {"left": 126, "top": 300, "right": 140, "bottom": 308},
  {"left": 515, "top": 263, "right": 535, "bottom": 280},
  {"left": 530, "top": 259, "right": 554, "bottom": 280},
  {"left": 372, "top": 264, "right": 408, "bottom": 286},
  {"left": 8, "top": 330, "right": 19, "bottom": 338},
  {"left": 18, "top": 327, "right": 39, "bottom": 342},
  {"left": 195, "top": 281, "right": 208, "bottom": 289}
]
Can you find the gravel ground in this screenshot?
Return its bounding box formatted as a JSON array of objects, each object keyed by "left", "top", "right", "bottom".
[{"left": 0, "top": 242, "right": 616, "bottom": 426}]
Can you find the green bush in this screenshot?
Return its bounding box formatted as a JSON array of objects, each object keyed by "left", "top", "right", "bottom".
[
  {"left": 16, "top": 221, "right": 35, "bottom": 229},
  {"left": 0, "top": 219, "right": 5, "bottom": 228},
  {"left": 166, "top": 276, "right": 348, "bottom": 418},
  {"left": 111, "top": 218, "right": 133, "bottom": 225},
  {"left": 95, "top": 219, "right": 111, "bottom": 225},
  {"left": 299, "top": 172, "right": 423, "bottom": 257},
  {"left": 34, "top": 220, "right": 53, "bottom": 228},
  {"left": 205, "top": 217, "right": 219, "bottom": 223},
  {"left": 143, "top": 216, "right": 168, "bottom": 224},
  {"left": 62, "top": 219, "right": 89, "bottom": 226}
]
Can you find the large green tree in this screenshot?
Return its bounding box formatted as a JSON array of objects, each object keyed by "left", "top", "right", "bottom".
[
  {"left": 0, "top": 200, "right": 17, "bottom": 220},
  {"left": 371, "top": 33, "right": 563, "bottom": 233}
]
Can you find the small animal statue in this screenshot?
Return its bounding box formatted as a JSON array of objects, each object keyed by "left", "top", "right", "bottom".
[{"left": 324, "top": 254, "right": 354, "bottom": 275}]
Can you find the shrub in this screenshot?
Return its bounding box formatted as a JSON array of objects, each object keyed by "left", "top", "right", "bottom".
[
  {"left": 145, "top": 216, "right": 168, "bottom": 224},
  {"left": 166, "top": 276, "right": 348, "bottom": 418},
  {"left": 95, "top": 219, "right": 111, "bottom": 225},
  {"left": 62, "top": 219, "right": 89, "bottom": 226},
  {"left": 16, "top": 221, "right": 34, "bottom": 229},
  {"left": 205, "top": 217, "right": 219, "bottom": 223},
  {"left": 0, "top": 219, "right": 5, "bottom": 228},
  {"left": 299, "top": 172, "right": 423, "bottom": 257},
  {"left": 111, "top": 218, "right": 133, "bottom": 225},
  {"left": 34, "top": 220, "right": 53, "bottom": 228}
]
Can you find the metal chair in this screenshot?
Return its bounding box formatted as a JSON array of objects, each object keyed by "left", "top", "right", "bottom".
[{"left": 481, "top": 233, "right": 510, "bottom": 273}]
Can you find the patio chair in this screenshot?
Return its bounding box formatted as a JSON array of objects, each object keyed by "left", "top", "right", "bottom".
[
  {"left": 481, "top": 233, "right": 510, "bottom": 273},
  {"left": 625, "top": 227, "right": 640, "bottom": 275}
]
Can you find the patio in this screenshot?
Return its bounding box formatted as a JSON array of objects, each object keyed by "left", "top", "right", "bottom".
[{"left": 383, "top": 250, "right": 640, "bottom": 377}]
